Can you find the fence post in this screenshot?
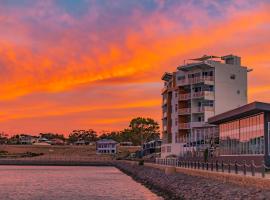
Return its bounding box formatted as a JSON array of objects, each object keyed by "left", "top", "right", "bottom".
[
  {"left": 243, "top": 161, "right": 246, "bottom": 176},
  {"left": 211, "top": 161, "right": 213, "bottom": 171},
  {"left": 216, "top": 160, "right": 218, "bottom": 172},
  {"left": 235, "top": 161, "right": 238, "bottom": 174},
  {"left": 206, "top": 162, "right": 209, "bottom": 170},
  {"left": 251, "top": 160, "right": 255, "bottom": 176},
  {"left": 228, "top": 161, "right": 231, "bottom": 173},
  {"left": 261, "top": 160, "right": 266, "bottom": 178},
  {"left": 198, "top": 161, "right": 200, "bottom": 169}
]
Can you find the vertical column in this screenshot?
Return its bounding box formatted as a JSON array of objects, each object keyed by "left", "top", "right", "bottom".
[{"left": 264, "top": 112, "right": 270, "bottom": 167}]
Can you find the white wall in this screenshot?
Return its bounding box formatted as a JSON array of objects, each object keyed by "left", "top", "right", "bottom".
[{"left": 214, "top": 63, "right": 247, "bottom": 115}]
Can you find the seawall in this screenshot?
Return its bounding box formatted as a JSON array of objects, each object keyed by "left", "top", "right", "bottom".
[{"left": 115, "top": 161, "right": 270, "bottom": 200}]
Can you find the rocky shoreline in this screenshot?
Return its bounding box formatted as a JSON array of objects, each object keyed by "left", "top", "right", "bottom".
[{"left": 115, "top": 162, "right": 270, "bottom": 200}]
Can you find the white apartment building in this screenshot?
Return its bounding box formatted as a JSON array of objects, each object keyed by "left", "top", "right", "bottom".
[{"left": 161, "top": 55, "right": 249, "bottom": 158}]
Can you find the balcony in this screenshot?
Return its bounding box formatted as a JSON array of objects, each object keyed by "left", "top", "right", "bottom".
[
  {"left": 179, "top": 93, "right": 191, "bottom": 101},
  {"left": 179, "top": 122, "right": 206, "bottom": 129},
  {"left": 179, "top": 123, "right": 190, "bottom": 129},
  {"left": 190, "top": 76, "right": 214, "bottom": 85},
  {"left": 178, "top": 108, "right": 191, "bottom": 115},
  {"left": 178, "top": 79, "right": 188, "bottom": 86},
  {"left": 163, "top": 98, "right": 167, "bottom": 105},
  {"left": 162, "top": 86, "right": 168, "bottom": 93},
  {"left": 163, "top": 112, "right": 167, "bottom": 118},
  {"left": 192, "top": 91, "right": 214, "bottom": 99},
  {"left": 163, "top": 126, "right": 167, "bottom": 131},
  {"left": 190, "top": 122, "right": 205, "bottom": 128},
  {"left": 178, "top": 76, "right": 214, "bottom": 86},
  {"left": 192, "top": 106, "right": 214, "bottom": 113}
]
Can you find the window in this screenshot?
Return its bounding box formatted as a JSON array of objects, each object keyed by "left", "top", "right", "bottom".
[
  {"left": 177, "top": 76, "right": 185, "bottom": 81},
  {"left": 220, "top": 113, "right": 264, "bottom": 155},
  {"left": 230, "top": 74, "right": 236, "bottom": 80}
]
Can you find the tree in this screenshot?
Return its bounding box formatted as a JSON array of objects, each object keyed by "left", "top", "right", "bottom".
[
  {"left": 68, "top": 129, "right": 98, "bottom": 144},
  {"left": 97, "top": 118, "right": 160, "bottom": 146},
  {"left": 128, "top": 117, "right": 160, "bottom": 146},
  {"left": 0, "top": 132, "right": 8, "bottom": 144},
  {"left": 8, "top": 134, "right": 20, "bottom": 144}
]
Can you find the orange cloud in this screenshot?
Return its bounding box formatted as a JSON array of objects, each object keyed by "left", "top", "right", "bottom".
[{"left": 0, "top": 1, "right": 269, "bottom": 135}]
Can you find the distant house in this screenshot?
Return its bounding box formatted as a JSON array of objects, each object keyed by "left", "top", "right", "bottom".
[
  {"left": 96, "top": 139, "right": 118, "bottom": 154},
  {"left": 19, "top": 135, "right": 33, "bottom": 145},
  {"left": 143, "top": 139, "right": 162, "bottom": 156},
  {"left": 50, "top": 138, "right": 65, "bottom": 145}
]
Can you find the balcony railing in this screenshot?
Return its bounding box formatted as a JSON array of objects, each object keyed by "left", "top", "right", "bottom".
[
  {"left": 163, "top": 99, "right": 167, "bottom": 105},
  {"left": 192, "top": 106, "right": 214, "bottom": 113},
  {"left": 179, "top": 122, "right": 206, "bottom": 129},
  {"left": 190, "top": 76, "right": 214, "bottom": 84},
  {"left": 178, "top": 76, "right": 214, "bottom": 86},
  {"left": 192, "top": 91, "right": 214, "bottom": 99},
  {"left": 179, "top": 123, "right": 190, "bottom": 129},
  {"left": 163, "top": 112, "right": 167, "bottom": 118},
  {"left": 178, "top": 108, "right": 191, "bottom": 115},
  {"left": 179, "top": 93, "right": 191, "bottom": 101},
  {"left": 190, "top": 122, "right": 205, "bottom": 128},
  {"left": 163, "top": 126, "right": 167, "bottom": 131}
]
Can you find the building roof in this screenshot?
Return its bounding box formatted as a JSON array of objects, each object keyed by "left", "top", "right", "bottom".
[
  {"left": 208, "top": 102, "right": 270, "bottom": 124},
  {"left": 96, "top": 139, "right": 118, "bottom": 144},
  {"left": 161, "top": 72, "right": 172, "bottom": 81},
  {"left": 177, "top": 61, "right": 214, "bottom": 71},
  {"left": 189, "top": 55, "right": 220, "bottom": 61}
]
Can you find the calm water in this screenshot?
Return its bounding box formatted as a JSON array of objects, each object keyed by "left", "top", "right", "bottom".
[{"left": 0, "top": 166, "right": 162, "bottom": 200}]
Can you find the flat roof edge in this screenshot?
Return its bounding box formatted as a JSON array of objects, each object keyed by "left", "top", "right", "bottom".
[{"left": 208, "top": 102, "right": 270, "bottom": 124}]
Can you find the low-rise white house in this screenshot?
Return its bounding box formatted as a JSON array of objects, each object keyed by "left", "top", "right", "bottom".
[{"left": 96, "top": 139, "right": 118, "bottom": 154}]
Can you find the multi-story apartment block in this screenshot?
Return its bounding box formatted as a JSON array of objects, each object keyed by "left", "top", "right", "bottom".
[{"left": 161, "top": 55, "right": 248, "bottom": 158}]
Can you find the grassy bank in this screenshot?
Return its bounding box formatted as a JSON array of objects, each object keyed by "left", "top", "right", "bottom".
[{"left": 0, "top": 145, "right": 140, "bottom": 160}]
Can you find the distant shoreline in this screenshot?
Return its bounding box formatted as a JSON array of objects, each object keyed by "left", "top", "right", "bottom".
[{"left": 0, "top": 159, "right": 114, "bottom": 166}]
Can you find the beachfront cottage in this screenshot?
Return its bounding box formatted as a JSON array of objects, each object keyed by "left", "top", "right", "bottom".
[{"left": 96, "top": 139, "right": 118, "bottom": 154}]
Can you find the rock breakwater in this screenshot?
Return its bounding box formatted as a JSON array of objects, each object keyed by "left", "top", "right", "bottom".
[{"left": 115, "top": 162, "right": 270, "bottom": 200}]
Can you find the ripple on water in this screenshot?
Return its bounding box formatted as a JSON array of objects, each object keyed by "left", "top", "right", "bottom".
[{"left": 0, "top": 166, "right": 163, "bottom": 200}]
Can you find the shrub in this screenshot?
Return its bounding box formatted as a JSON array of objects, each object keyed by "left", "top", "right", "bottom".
[{"left": 138, "top": 160, "right": 144, "bottom": 166}]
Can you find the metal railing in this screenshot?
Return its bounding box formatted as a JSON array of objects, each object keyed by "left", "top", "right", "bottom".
[{"left": 155, "top": 158, "right": 270, "bottom": 178}]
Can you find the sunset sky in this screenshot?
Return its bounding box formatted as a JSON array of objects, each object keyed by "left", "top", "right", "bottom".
[{"left": 0, "top": 0, "right": 270, "bottom": 135}]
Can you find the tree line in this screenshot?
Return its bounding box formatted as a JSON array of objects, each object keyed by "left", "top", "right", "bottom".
[{"left": 0, "top": 117, "right": 160, "bottom": 145}]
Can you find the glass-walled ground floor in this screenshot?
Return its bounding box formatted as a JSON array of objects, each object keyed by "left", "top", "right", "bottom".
[{"left": 219, "top": 113, "right": 265, "bottom": 156}]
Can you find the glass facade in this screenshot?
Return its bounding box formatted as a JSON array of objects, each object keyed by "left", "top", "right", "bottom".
[{"left": 220, "top": 113, "right": 264, "bottom": 155}]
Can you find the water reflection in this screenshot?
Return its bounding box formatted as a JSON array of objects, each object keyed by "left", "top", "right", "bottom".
[{"left": 0, "top": 166, "right": 163, "bottom": 200}]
